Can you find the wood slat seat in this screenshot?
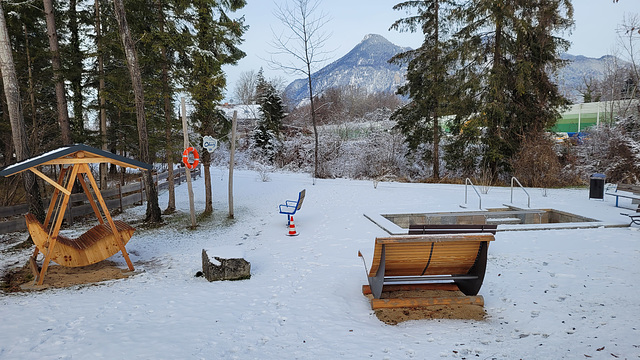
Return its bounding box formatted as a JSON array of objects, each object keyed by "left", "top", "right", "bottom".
[
  {"left": 25, "top": 213, "right": 135, "bottom": 267},
  {"left": 360, "top": 233, "right": 495, "bottom": 300}
]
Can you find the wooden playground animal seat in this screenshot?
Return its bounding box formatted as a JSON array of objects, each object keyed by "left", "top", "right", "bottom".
[
  {"left": 25, "top": 213, "right": 135, "bottom": 268},
  {"left": 359, "top": 233, "right": 494, "bottom": 309}
]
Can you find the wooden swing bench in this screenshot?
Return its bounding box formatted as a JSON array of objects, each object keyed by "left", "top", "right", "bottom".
[
  {"left": 358, "top": 233, "right": 494, "bottom": 310},
  {"left": 0, "top": 144, "right": 152, "bottom": 285},
  {"left": 25, "top": 213, "right": 135, "bottom": 268}
]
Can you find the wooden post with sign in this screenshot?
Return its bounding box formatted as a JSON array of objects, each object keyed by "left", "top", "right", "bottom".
[
  {"left": 228, "top": 111, "right": 237, "bottom": 219},
  {"left": 181, "top": 97, "right": 197, "bottom": 228}
]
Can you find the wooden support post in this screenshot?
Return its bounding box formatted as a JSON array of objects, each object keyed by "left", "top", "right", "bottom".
[
  {"left": 228, "top": 111, "right": 237, "bottom": 219},
  {"left": 362, "top": 283, "right": 460, "bottom": 295},
  {"left": 37, "top": 164, "right": 80, "bottom": 285},
  {"left": 371, "top": 295, "right": 484, "bottom": 310},
  {"left": 117, "top": 183, "right": 123, "bottom": 212},
  {"left": 82, "top": 164, "right": 134, "bottom": 271},
  {"left": 181, "top": 97, "right": 196, "bottom": 228},
  {"left": 77, "top": 170, "right": 104, "bottom": 224}
]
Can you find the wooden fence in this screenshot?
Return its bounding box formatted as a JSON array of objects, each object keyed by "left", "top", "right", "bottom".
[{"left": 0, "top": 166, "right": 200, "bottom": 235}]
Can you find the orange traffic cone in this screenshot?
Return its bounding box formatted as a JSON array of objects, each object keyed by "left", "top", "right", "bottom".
[{"left": 287, "top": 215, "right": 299, "bottom": 236}]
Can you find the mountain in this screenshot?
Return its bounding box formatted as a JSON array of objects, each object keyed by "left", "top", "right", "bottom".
[
  {"left": 284, "top": 34, "right": 619, "bottom": 106},
  {"left": 555, "top": 54, "right": 620, "bottom": 102},
  {"left": 284, "top": 34, "right": 410, "bottom": 105}
]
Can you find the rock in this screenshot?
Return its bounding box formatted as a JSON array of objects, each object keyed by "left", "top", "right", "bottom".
[{"left": 202, "top": 249, "right": 251, "bottom": 281}]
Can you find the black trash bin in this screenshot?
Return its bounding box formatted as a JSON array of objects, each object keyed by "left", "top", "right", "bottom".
[{"left": 589, "top": 173, "right": 606, "bottom": 200}]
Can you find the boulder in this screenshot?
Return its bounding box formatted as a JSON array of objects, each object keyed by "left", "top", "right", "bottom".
[{"left": 202, "top": 249, "right": 251, "bottom": 281}]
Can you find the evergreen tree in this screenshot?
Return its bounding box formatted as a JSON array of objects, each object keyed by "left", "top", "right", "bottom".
[
  {"left": 253, "top": 73, "right": 285, "bottom": 162},
  {"left": 390, "top": 0, "right": 457, "bottom": 180},
  {"left": 446, "top": 0, "right": 573, "bottom": 178},
  {"left": 184, "top": 0, "right": 247, "bottom": 215}
]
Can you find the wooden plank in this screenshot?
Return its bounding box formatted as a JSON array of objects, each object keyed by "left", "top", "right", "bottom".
[
  {"left": 30, "top": 167, "right": 71, "bottom": 196},
  {"left": 362, "top": 283, "right": 459, "bottom": 295},
  {"left": 76, "top": 172, "right": 104, "bottom": 224},
  {"left": 371, "top": 295, "right": 484, "bottom": 309},
  {"left": 376, "top": 233, "right": 495, "bottom": 244},
  {"left": 37, "top": 164, "right": 80, "bottom": 285},
  {"left": 82, "top": 164, "right": 134, "bottom": 271}
]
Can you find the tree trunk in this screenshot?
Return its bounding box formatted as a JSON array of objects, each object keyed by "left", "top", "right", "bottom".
[
  {"left": 432, "top": 0, "right": 440, "bottom": 180},
  {"left": 112, "top": 0, "right": 161, "bottom": 223},
  {"left": 23, "top": 25, "right": 39, "bottom": 153},
  {"left": 202, "top": 150, "right": 212, "bottom": 214},
  {"left": 0, "top": 3, "right": 45, "bottom": 222},
  {"left": 43, "top": 0, "right": 72, "bottom": 145},
  {"left": 306, "top": 47, "right": 319, "bottom": 179},
  {"left": 158, "top": 2, "right": 175, "bottom": 213},
  {"left": 95, "top": 0, "right": 108, "bottom": 190},
  {"left": 69, "top": 0, "right": 84, "bottom": 141}
]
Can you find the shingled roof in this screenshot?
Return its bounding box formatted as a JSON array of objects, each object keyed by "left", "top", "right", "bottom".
[{"left": 0, "top": 144, "right": 152, "bottom": 177}]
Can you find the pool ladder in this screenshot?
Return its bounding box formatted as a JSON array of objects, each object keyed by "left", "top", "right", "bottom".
[{"left": 510, "top": 177, "right": 531, "bottom": 208}]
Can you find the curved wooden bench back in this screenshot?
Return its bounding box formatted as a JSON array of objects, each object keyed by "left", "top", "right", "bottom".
[
  {"left": 25, "top": 213, "right": 135, "bottom": 267},
  {"left": 364, "top": 233, "right": 494, "bottom": 298}
]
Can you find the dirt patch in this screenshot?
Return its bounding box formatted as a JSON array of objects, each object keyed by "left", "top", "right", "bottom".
[
  {"left": 2, "top": 260, "right": 135, "bottom": 292},
  {"left": 367, "top": 289, "right": 486, "bottom": 325}
]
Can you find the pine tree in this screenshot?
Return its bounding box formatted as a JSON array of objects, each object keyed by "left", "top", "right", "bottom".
[
  {"left": 184, "top": 0, "right": 247, "bottom": 215},
  {"left": 446, "top": 0, "right": 573, "bottom": 178},
  {"left": 390, "top": 0, "right": 457, "bottom": 180},
  {"left": 253, "top": 74, "right": 285, "bottom": 162}
]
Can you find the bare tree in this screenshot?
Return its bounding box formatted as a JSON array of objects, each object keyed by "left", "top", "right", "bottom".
[
  {"left": 269, "top": 0, "right": 332, "bottom": 180},
  {"left": 616, "top": 13, "right": 640, "bottom": 114},
  {"left": 112, "top": 0, "right": 161, "bottom": 223},
  {"left": 0, "top": 2, "right": 44, "bottom": 222},
  {"left": 43, "top": 0, "right": 72, "bottom": 145},
  {"left": 233, "top": 69, "right": 258, "bottom": 104}
]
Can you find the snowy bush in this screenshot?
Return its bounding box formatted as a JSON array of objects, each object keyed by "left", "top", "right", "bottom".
[{"left": 572, "top": 116, "right": 640, "bottom": 184}]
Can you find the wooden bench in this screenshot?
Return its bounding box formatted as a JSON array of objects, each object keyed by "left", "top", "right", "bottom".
[
  {"left": 606, "top": 184, "right": 640, "bottom": 208},
  {"left": 408, "top": 224, "right": 497, "bottom": 235},
  {"left": 358, "top": 233, "right": 494, "bottom": 309},
  {"left": 279, "top": 189, "right": 305, "bottom": 224}
]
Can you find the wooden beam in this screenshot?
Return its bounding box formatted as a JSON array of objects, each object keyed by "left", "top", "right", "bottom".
[
  {"left": 30, "top": 167, "right": 71, "bottom": 196},
  {"left": 40, "top": 157, "right": 147, "bottom": 170},
  {"left": 376, "top": 233, "right": 495, "bottom": 244},
  {"left": 76, "top": 172, "right": 104, "bottom": 225},
  {"left": 37, "top": 164, "right": 80, "bottom": 285},
  {"left": 371, "top": 295, "right": 484, "bottom": 310},
  {"left": 82, "top": 164, "right": 134, "bottom": 271},
  {"left": 362, "top": 283, "right": 460, "bottom": 295},
  {"left": 44, "top": 168, "right": 68, "bottom": 228}
]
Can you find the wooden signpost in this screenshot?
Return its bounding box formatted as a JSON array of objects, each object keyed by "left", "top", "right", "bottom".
[{"left": 181, "top": 97, "right": 197, "bottom": 229}]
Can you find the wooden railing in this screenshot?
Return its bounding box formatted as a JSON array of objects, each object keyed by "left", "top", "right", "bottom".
[{"left": 0, "top": 166, "right": 200, "bottom": 235}]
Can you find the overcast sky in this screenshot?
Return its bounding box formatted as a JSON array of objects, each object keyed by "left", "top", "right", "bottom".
[{"left": 222, "top": 0, "right": 639, "bottom": 102}]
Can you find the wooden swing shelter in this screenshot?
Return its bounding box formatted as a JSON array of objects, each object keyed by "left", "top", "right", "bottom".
[{"left": 0, "top": 144, "right": 152, "bottom": 285}]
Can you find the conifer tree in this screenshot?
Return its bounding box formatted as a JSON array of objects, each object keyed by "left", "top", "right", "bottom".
[
  {"left": 253, "top": 72, "right": 285, "bottom": 162},
  {"left": 390, "top": 0, "right": 457, "bottom": 180},
  {"left": 185, "top": 0, "right": 247, "bottom": 215},
  {"left": 446, "top": 0, "right": 573, "bottom": 178}
]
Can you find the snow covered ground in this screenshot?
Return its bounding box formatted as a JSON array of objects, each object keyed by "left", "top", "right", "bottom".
[{"left": 1, "top": 168, "right": 638, "bottom": 359}]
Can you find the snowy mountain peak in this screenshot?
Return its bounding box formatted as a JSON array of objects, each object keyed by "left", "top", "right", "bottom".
[{"left": 284, "top": 34, "right": 409, "bottom": 106}]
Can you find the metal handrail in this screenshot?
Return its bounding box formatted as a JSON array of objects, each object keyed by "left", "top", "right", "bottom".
[
  {"left": 510, "top": 177, "right": 531, "bottom": 208},
  {"left": 463, "top": 178, "right": 482, "bottom": 209}
]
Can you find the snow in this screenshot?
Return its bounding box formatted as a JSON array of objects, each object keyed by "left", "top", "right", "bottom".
[{"left": 0, "top": 169, "right": 639, "bottom": 359}]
